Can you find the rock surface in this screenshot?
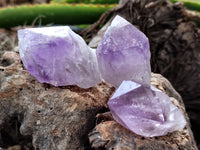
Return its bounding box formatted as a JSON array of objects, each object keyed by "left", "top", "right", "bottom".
[
  {"left": 0, "top": 51, "right": 197, "bottom": 149},
  {"left": 0, "top": 51, "right": 114, "bottom": 150},
  {"left": 89, "top": 73, "right": 197, "bottom": 150},
  {"left": 86, "top": 0, "right": 200, "bottom": 147}
]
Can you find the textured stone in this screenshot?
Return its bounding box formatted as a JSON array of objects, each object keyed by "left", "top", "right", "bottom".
[
  {"left": 108, "top": 80, "right": 186, "bottom": 137},
  {"left": 89, "top": 74, "right": 197, "bottom": 150},
  {"left": 0, "top": 51, "right": 114, "bottom": 150},
  {"left": 0, "top": 51, "right": 197, "bottom": 149},
  {"left": 96, "top": 15, "right": 151, "bottom": 87},
  {"left": 86, "top": 3, "right": 200, "bottom": 147},
  {"left": 18, "top": 26, "right": 101, "bottom": 88}
]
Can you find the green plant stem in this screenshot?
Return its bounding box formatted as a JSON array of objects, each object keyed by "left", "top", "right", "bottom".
[
  {"left": 1, "top": 0, "right": 200, "bottom": 29},
  {"left": 0, "top": 3, "right": 115, "bottom": 28},
  {"left": 51, "top": 0, "right": 119, "bottom": 4},
  {"left": 170, "top": 0, "right": 200, "bottom": 12}
]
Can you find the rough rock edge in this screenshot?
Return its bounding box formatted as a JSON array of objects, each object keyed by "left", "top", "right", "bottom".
[
  {"left": 0, "top": 49, "right": 197, "bottom": 149},
  {"left": 85, "top": 0, "right": 200, "bottom": 148},
  {"left": 0, "top": 51, "right": 115, "bottom": 150},
  {"left": 88, "top": 73, "right": 198, "bottom": 150}
]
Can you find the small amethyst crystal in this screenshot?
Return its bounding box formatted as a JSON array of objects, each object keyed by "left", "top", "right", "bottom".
[
  {"left": 108, "top": 80, "right": 186, "bottom": 137},
  {"left": 18, "top": 26, "right": 101, "bottom": 88},
  {"left": 96, "top": 15, "right": 151, "bottom": 87}
]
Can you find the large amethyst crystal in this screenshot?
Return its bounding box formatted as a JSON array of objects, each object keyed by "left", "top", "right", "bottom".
[
  {"left": 18, "top": 26, "right": 101, "bottom": 88},
  {"left": 108, "top": 80, "right": 186, "bottom": 137},
  {"left": 96, "top": 15, "right": 151, "bottom": 87}
]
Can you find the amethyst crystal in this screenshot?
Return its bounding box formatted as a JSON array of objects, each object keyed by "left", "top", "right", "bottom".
[
  {"left": 18, "top": 26, "right": 101, "bottom": 88},
  {"left": 108, "top": 80, "right": 186, "bottom": 137},
  {"left": 96, "top": 15, "right": 151, "bottom": 87}
]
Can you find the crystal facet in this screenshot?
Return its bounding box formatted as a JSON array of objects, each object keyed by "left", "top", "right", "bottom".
[
  {"left": 96, "top": 15, "right": 151, "bottom": 87},
  {"left": 108, "top": 81, "right": 186, "bottom": 137},
  {"left": 18, "top": 26, "right": 101, "bottom": 88}
]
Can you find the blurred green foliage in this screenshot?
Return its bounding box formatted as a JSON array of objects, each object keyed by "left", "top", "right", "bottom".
[
  {"left": 170, "top": 0, "right": 200, "bottom": 12},
  {"left": 0, "top": 4, "right": 114, "bottom": 28},
  {"left": 52, "top": 0, "right": 119, "bottom": 4}
]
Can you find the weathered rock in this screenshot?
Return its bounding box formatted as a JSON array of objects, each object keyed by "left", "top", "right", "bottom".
[
  {"left": 89, "top": 73, "right": 198, "bottom": 150},
  {"left": 0, "top": 51, "right": 115, "bottom": 150},
  {"left": 0, "top": 51, "right": 197, "bottom": 149},
  {"left": 86, "top": 0, "right": 200, "bottom": 148}
]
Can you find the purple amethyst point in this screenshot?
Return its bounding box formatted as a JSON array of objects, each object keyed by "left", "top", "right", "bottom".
[
  {"left": 97, "top": 15, "right": 151, "bottom": 87},
  {"left": 108, "top": 80, "right": 186, "bottom": 137},
  {"left": 18, "top": 26, "right": 101, "bottom": 88}
]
